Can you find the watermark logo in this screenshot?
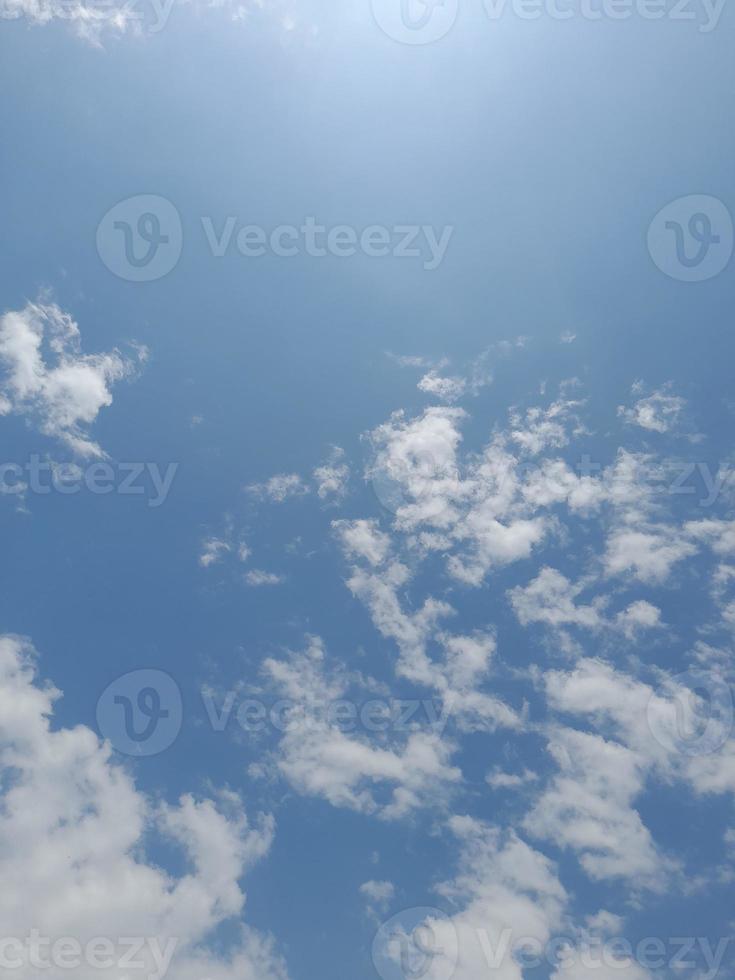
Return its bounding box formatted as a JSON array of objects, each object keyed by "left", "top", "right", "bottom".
[
  {"left": 647, "top": 195, "right": 733, "bottom": 282},
  {"left": 647, "top": 669, "right": 734, "bottom": 757},
  {"left": 373, "top": 907, "right": 458, "bottom": 980},
  {"left": 97, "top": 195, "right": 183, "bottom": 282},
  {"left": 97, "top": 669, "right": 183, "bottom": 756},
  {"left": 370, "top": 0, "right": 459, "bottom": 44}
]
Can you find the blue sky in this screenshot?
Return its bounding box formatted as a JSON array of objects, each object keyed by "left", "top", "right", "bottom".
[{"left": 1, "top": 3, "right": 735, "bottom": 980}]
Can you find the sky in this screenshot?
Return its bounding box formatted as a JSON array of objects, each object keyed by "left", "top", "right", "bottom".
[{"left": 0, "top": 2, "right": 735, "bottom": 980}]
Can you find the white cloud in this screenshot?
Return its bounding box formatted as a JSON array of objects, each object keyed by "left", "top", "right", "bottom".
[
  {"left": 618, "top": 384, "right": 686, "bottom": 434},
  {"left": 341, "top": 551, "right": 519, "bottom": 732},
  {"left": 367, "top": 406, "right": 467, "bottom": 530},
  {"left": 603, "top": 528, "right": 696, "bottom": 583},
  {"left": 246, "top": 473, "right": 307, "bottom": 503},
  {"left": 313, "top": 446, "right": 350, "bottom": 502},
  {"left": 0, "top": 0, "right": 145, "bottom": 42},
  {"left": 260, "top": 637, "right": 461, "bottom": 819},
  {"left": 199, "top": 518, "right": 250, "bottom": 569},
  {"left": 685, "top": 519, "right": 735, "bottom": 556},
  {"left": 523, "top": 727, "right": 671, "bottom": 889},
  {"left": 614, "top": 600, "right": 662, "bottom": 639},
  {"left": 245, "top": 570, "right": 285, "bottom": 587},
  {"left": 386, "top": 352, "right": 445, "bottom": 369},
  {"left": 418, "top": 371, "right": 468, "bottom": 404},
  {"left": 539, "top": 657, "right": 735, "bottom": 855},
  {"left": 508, "top": 396, "right": 585, "bottom": 456},
  {"left": 332, "top": 519, "right": 392, "bottom": 567},
  {"left": 487, "top": 768, "right": 538, "bottom": 789},
  {"left": 509, "top": 570, "right": 662, "bottom": 643},
  {"left": 509, "top": 568, "right": 606, "bottom": 631},
  {"left": 364, "top": 396, "right": 598, "bottom": 588},
  {"left": 552, "top": 958, "right": 651, "bottom": 980},
  {"left": 1, "top": 0, "right": 313, "bottom": 42},
  {"left": 359, "top": 879, "right": 395, "bottom": 915},
  {"left": 424, "top": 817, "right": 568, "bottom": 980},
  {"left": 200, "top": 537, "right": 232, "bottom": 568},
  {"left": 0, "top": 634, "right": 287, "bottom": 980},
  {"left": 0, "top": 301, "right": 145, "bottom": 458}
]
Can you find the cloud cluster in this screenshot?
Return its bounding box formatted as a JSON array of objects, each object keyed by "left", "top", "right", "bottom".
[
  {"left": 0, "top": 634, "right": 288, "bottom": 980},
  {"left": 259, "top": 636, "right": 461, "bottom": 819},
  {"left": 617, "top": 383, "right": 687, "bottom": 434},
  {"left": 0, "top": 302, "right": 144, "bottom": 458}
]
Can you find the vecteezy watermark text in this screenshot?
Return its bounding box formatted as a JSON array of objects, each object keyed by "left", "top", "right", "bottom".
[
  {"left": 96, "top": 669, "right": 452, "bottom": 758},
  {"left": 0, "top": 932, "right": 178, "bottom": 980},
  {"left": 483, "top": 0, "right": 726, "bottom": 31},
  {"left": 201, "top": 691, "right": 452, "bottom": 736},
  {"left": 0, "top": 457, "right": 178, "bottom": 508},
  {"left": 96, "top": 196, "right": 454, "bottom": 281},
  {"left": 370, "top": 0, "right": 725, "bottom": 45},
  {"left": 201, "top": 216, "right": 454, "bottom": 270},
  {"left": 372, "top": 909, "right": 733, "bottom": 980}
]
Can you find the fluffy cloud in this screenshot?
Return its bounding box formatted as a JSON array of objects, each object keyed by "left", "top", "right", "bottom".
[
  {"left": 509, "top": 568, "right": 606, "bottom": 632},
  {"left": 332, "top": 518, "right": 392, "bottom": 567},
  {"left": 246, "top": 473, "right": 308, "bottom": 503},
  {"left": 0, "top": 301, "right": 145, "bottom": 458},
  {"left": 618, "top": 384, "right": 686, "bottom": 434},
  {"left": 338, "top": 540, "right": 520, "bottom": 733},
  {"left": 199, "top": 517, "right": 250, "bottom": 569},
  {"left": 508, "top": 395, "right": 585, "bottom": 456},
  {"left": 0, "top": 0, "right": 146, "bottom": 42},
  {"left": 0, "top": 635, "right": 287, "bottom": 980},
  {"left": 508, "top": 569, "right": 662, "bottom": 643},
  {"left": 538, "top": 657, "right": 735, "bottom": 868},
  {"left": 418, "top": 371, "right": 469, "bottom": 403},
  {"left": 603, "top": 528, "right": 696, "bottom": 583},
  {"left": 245, "top": 569, "right": 285, "bottom": 587},
  {"left": 359, "top": 879, "right": 395, "bottom": 915},
  {"left": 260, "top": 637, "right": 461, "bottom": 819},
  {"left": 313, "top": 446, "right": 350, "bottom": 502},
  {"left": 417, "top": 817, "right": 568, "bottom": 980},
  {"left": 390, "top": 349, "right": 493, "bottom": 404},
  {"left": 523, "top": 727, "right": 671, "bottom": 889},
  {"left": 366, "top": 403, "right": 569, "bottom": 586},
  {"left": 613, "top": 600, "right": 662, "bottom": 638}
]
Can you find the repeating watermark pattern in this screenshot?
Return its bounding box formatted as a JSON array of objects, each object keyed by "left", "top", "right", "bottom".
[
  {"left": 96, "top": 196, "right": 454, "bottom": 281},
  {"left": 0, "top": 932, "right": 177, "bottom": 979},
  {"left": 370, "top": 0, "right": 459, "bottom": 43},
  {"left": 97, "top": 196, "right": 183, "bottom": 282},
  {"left": 97, "top": 669, "right": 183, "bottom": 757},
  {"left": 201, "top": 691, "right": 452, "bottom": 735},
  {"left": 648, "top": 195, "right": 734, "bottom": 281},
  {"left": 373, "top": 911, "right": 733, "bottom": 980},
  {"left": 647, "top": 669, "right": 734, "bottom": 756},
  {"left": 0, "top": 458, "right": 178, "bottom": 508}
]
